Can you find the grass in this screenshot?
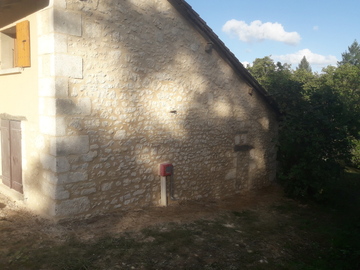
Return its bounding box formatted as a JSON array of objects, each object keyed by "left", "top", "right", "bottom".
[{"left": 1, "top": 170, "right": 360, "bottom": 270}]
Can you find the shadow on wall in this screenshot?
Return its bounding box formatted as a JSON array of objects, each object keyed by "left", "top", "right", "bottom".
[{"left": 33, "top": 0, "right": 278, "bottom": 218}]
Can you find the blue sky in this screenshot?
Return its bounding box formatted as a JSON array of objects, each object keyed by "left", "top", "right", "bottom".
[{"left": 186, "top": 0, "right": 360, "bottom": 72}]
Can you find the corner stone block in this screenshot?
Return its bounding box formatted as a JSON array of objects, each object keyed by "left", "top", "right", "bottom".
[
  {"left": 38, "top": 54, "right": 79, "bottom": 79},
  {"left": 38, "top": 33, "right": 67, "bottom": 55},
  {"left": 54, "top": 55, "right": 83, "bottom": 79},
  {"left": 40, "top": 154, "right": 70, "bottom": 173},
  {"left": 39, "top": 54, "right": 54, "bottom": 78},
  {"left": 55, "top": 197, "right": 91, "bottom": 216},
  {"left": 39, "top": 78, "right": 56, "bottom": 97},
  {"left": 50, "top": 135, "right": 90, "bottom": 156},
  {"left": 39, "top": 97, "right": 56, "bottom": 116},
  {"left": 56, "top": 99, "right": 77, "bottom": 115},
  {"left": 43, "top": 171, "right": 69, "bottom": 185},
  {"left": 37, "top": 7, "right": 54, "bottom": 36},
  {"left": 41, "top": 181, "right": 70, "bottom": 200},
  {"left": 54, "top": 9, "right": 81, "bottom": 37},
  {"left": 53, "top": 0, "right": 66, "bottom": 9},
  {"left": 39, "top": 116, "right": 66, "bottom": 136},
  {"left": 55, "top": 77, "right": 69, "bottom": 97},
  {"left": 55, "top": 157, "right": 71, "bottom": 173},
  {"left": 43, "top": 171, "right": 85, "bottom": 185},
  {"left": 40, "top": 154, "right": 54, "bottom": 171},
  {"left": 56, "top": 98, "right": 91, "bottom": 115}
]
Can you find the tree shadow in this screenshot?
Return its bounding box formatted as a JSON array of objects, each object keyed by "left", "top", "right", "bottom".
[{"left": 11, "top": 0, "right": 279, "bottom": 219}]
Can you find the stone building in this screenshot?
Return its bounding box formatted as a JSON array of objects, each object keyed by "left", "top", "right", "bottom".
[{"left": 0, "top": 0, "right": 279, "bottom": 220}]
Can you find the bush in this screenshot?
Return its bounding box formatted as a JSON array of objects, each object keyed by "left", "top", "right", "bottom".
[
  {"left": 351, "top": 139, "right": 360, "bottom": 168},
  {"left": 275, "top": 84, "right": 353, "bottom": 200},
  {"left": 248, "top": 57, "right": 360, "bottom": 200}
]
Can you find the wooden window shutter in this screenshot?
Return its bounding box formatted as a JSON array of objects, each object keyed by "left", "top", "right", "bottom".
[{"left": 16, "top": 20, "right": 31, "bottom": 68}]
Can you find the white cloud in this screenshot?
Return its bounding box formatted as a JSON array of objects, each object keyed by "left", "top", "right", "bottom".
[
  {"left": 242, "top": 61, "right": 251, "bottom": 68},
  {"left": 313, "top": 25, "right": 319, "bottom": 31},
  {"left": 222, "top": 19, "right": 301, "bottom": 45},
  {"left": 272, "top": 49, "right": 338, "bottom": 68}
]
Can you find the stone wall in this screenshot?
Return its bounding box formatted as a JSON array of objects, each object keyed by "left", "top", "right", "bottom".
[{"left": 45, "top": 0, "right": 278, "bottom": 219}]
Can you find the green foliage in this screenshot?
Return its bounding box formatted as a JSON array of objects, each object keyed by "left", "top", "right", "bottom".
[
  {"left": 320, "top": 64, "right": 360, "bottom": 168},
  {"left": 297, "top": 56, "right": 312, "bottom": 73},
  {"left": 248, "top": 53, "right": 360, "bottom": 200},
  {"left": 351, "top": 138, "right": 360, "bottom": 168},
  {"left": 247, "top": 56, "right": 276, "bottom": 86},
  {"left": 338, "top": 40, "right": 360, "bottom": 67},
  {"left": 277, "top": 85, "right": 353, "bottom": 199}
]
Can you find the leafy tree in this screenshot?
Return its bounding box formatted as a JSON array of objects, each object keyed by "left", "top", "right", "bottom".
[
  {"left": 320, "top": 64, "right": 360, "bottom": 114},
  {"left": 297, "top": 56, "right": 312, "bottom": 73},
  {"left": 338, "top": 40, "right": 360, "bottom": 67},
  {"left": 351, "top": 139, "right": 360, "bottom": 168},
  {"left": 278, "top": 85, "right": 356, "bottom": 198},
  {"left": 248, "top": 55, "right": 360, "bottom": 199},
  {"left": 247, "top": 56, "right": 276, "bottom": 86},
  {"left": 293, "top": 59, "right": 317, "bottom": 90},
  {"left": 321, "top": 63, "right": 360, "bottom": 168}
]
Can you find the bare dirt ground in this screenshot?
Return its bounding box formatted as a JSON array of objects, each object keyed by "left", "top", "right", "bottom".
[
  {"left": 0, "top": 185, "right": 283, "bottom": 245},
  {"left": 2, "top": 184, "right": 357, "bottom": 270}
]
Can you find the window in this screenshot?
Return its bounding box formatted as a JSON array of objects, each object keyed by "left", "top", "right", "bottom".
[{"left": 0, "top": 20, "right": 30, "bottom": 70}]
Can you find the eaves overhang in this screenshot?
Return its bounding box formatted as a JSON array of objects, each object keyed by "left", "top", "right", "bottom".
[{"left": 0, "top": 0, "right": 49, "bottom": 29}]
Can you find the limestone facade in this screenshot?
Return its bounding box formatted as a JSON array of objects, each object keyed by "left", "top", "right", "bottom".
[{"left": 0, "top": 0, "right": 278, "bottom": 220}]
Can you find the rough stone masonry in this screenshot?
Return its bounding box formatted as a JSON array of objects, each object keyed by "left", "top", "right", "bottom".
[{"left": 33, "top": 0, "right": 278, "bottom": 219}]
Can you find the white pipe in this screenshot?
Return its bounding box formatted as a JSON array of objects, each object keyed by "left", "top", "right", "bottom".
[{"left": 160, "top": 176, "right": 167, "bottom": 206}]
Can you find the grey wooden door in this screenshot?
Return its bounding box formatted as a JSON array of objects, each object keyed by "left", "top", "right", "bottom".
[
  {"left": 1, "top": 120, "right": 11, "bottom": 188},
  {"left": 1, "top": 119, "right": 22, "bottom": 193}
]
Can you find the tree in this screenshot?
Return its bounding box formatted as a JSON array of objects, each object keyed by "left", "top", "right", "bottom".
[
  {"left": 294, "top": 56, "right": 316, "bottom": 87},
  {"left": 351, "top": 139, "right": 360, "bottom": 168},
  {"left": 338, "top": 40, "right": 360, "bottom": 167},
  {"left": 320, "top": 63, "right": 360, "bottom": 169},
  {"left": 296, "top": 56, "right": 312, "bottom": 73},
  {"left": 321, "top": 63, "right": 360, "bottom": 112},
  {"left": 338, "top": 40, "right": 360, "bottom": 67},
  {"left": 277, "top": 84, "right": 355, "bottom": 198},
  {"left": 247, "top": 56, "right": 276, "bottom": 86},
  {"left": 248, "top": 56, "right": 360, "bottom": 199}
]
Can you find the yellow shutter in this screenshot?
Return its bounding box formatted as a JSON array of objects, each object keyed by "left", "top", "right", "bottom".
[{"left": 16, "top": 20, "right": 31, "bottom": 67}]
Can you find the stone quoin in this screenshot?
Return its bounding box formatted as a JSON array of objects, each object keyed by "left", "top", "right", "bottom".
[{"left": 0, "top": 0, "right": 279, "bottom": 220}]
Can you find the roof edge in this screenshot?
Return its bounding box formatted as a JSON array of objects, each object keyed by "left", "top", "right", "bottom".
[{"left": 168, "top": 0, "right": 280, "bottom": 115}]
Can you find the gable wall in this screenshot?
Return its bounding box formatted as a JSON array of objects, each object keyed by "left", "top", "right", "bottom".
[{"left": 49, "top": 0, "right": 278, "bottom": 218}]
